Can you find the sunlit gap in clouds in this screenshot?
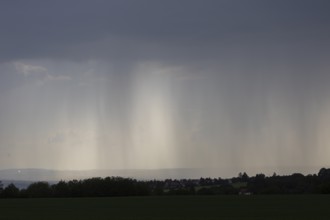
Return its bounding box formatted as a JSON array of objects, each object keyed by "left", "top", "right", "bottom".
[
  {"left": 60, "top": 62, "right": 180, "bottom": 171},
  {"left": 128, "top": 63, "right": 177, "bottom": 169}
]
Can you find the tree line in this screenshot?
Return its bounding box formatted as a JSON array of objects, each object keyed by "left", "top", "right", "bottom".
[
  {"left": 0, "top": 177, "right": 150, "bottom": 198},
  {"left": 1, "top": 168, "right": 330, "bottom": 198}
]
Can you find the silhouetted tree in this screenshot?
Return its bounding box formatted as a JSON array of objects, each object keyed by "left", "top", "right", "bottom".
[
  {"left": 249, "top": 173, "right": 266, "bottom": 194},
  {"left": 67, "top": 179, "right": 83, "bottom": 197},
  {"left": 52, "top": 180, "right": 69, "bottom": 197},
  {"left": 26, "top": 182, "right": 52, "bottom": 198},
  {"left": 241, "top": 172, "right": 249, "bottom": 182},
  {"left": 318, "top": 168, "right": 330, "bottom": 179},
  {"left": 2, "top": 183, "right": 19, "bottom": 198}
]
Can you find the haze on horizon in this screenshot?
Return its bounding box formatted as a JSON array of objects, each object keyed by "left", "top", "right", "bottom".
[{"left": 1, "top": 0, "right": 330, "bottom": 178}]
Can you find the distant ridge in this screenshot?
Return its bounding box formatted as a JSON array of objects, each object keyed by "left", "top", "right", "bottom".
[
  {"left": 0, "top": 168, "right": 223, "bottom": 182},
  {"left": 0, "top": 166, "right": 322, "bottom": 183}
]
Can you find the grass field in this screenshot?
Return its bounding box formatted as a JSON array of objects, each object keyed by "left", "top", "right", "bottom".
[{"left": 0, "top": 195, "right": 330, "bottom": 220}]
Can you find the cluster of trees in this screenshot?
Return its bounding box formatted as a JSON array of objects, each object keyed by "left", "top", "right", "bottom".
[
  {"left": 0, "top": 177, "right": 150, "bottom": 198},
  {"left": 1, "top": 168, "right": 330, "bottom": 198},
  {"left": 249, "top": 168, "right": 330, "bottom": 194}
]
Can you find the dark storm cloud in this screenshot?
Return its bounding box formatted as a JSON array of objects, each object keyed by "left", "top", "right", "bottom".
[
  {"left": 1, "top": 0, "right": 330, "bottom": 175},
  {"left": 1, "top": 0, "right": 330, "bottom": 63}
]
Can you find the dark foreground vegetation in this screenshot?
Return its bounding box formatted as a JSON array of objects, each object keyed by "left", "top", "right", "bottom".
[
  {"left": 1, "top": 168, "right": 330, "bottom": 198},
  {"left": 0, "top": 195, "right": 330, "bottom": 220}
]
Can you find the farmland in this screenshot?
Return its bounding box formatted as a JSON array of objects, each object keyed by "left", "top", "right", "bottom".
[{"left": 0, "top": 195, "right": 329, "bottom": 220}]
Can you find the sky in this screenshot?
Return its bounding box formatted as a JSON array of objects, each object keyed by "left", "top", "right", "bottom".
[{"left": 0, "top": 0, "right": 330, "bottom": 178}]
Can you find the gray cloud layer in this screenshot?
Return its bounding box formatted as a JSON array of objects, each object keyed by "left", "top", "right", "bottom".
[
  {"left": 0, "top": 0, "right": 330, "bottom": 177},
  {"left": 1, "top": 0, "right": 329, "bottom": 63}
]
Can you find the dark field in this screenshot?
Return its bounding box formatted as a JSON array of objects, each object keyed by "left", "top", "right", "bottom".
[{"left": 0, "top": 195, "right": 329, "bottom": 220}]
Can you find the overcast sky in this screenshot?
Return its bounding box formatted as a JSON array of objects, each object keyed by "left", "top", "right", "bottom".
[{"left": 0, "top": 0, "right": 330, "bottom": 177}]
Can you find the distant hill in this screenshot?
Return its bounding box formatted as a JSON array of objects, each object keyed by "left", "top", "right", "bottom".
[{"left": 0, "top": 168, "right": 224, "bottom": 183}]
